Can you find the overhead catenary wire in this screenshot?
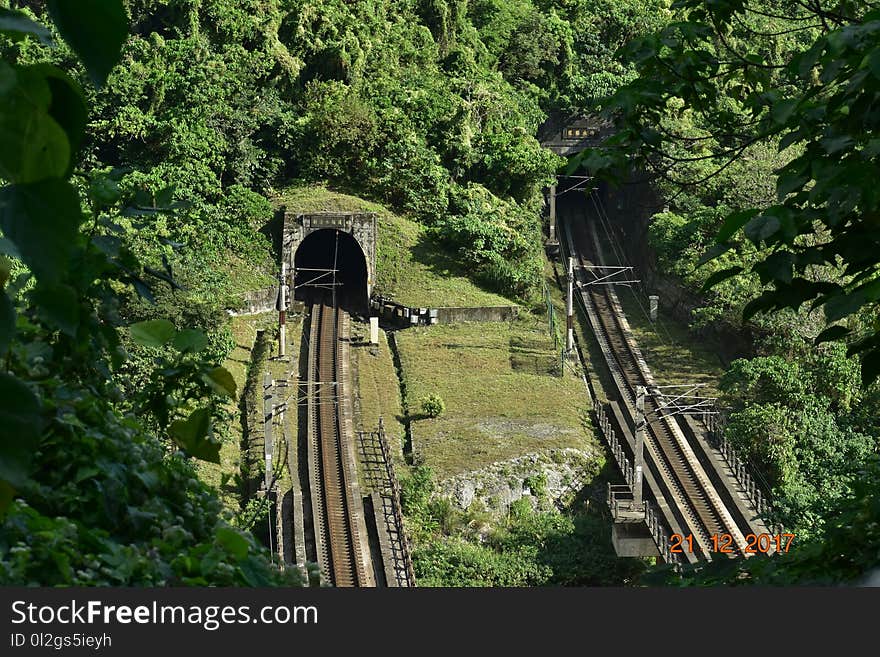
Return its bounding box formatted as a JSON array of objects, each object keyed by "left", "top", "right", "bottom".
[
  {"left": 588, "top": 190, "right": 678, "bottom": 348},
  {"left": 586, "top": 188, "right": 779, "bottom": 513}
]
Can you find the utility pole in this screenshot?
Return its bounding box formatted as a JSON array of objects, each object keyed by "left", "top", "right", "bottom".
[
  {"left": 634, "top": 385, "right": 646, "bottom": 509},
  {"left": 264, "top": 372, "right": 274, "bottom": 491},
  {"left": 566, "top": 257, "right": 574, "bottom": 354},
  {"left": 278, "top": 262, "right": 288, "bottom": 358},
  {"left": 549, "top": 184, "right": 557, "bottom": 242}
]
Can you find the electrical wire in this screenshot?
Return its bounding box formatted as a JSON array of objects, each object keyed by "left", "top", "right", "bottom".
[{"left": 589, "top": 191, "right": 677, "bottom": 347}]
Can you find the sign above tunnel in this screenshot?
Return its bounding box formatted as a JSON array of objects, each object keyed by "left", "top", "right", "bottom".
[
  {"left": 302, "top": 213, "right": 355, "bottom": 231},
  {"left": 538, "top": 113, "right": 613, "bottom": 156}
]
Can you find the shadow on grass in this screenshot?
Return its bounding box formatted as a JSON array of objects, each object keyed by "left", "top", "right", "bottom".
[
  {"left": 411, "top": 231, "right": 510, "bottom": 301},
  {"left": 399, "top": 412, "right": 432, "bottom": 424}
]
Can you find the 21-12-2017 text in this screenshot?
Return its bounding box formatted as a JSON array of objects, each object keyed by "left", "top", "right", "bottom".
[{"left": 669, "top": 533, "right": 796, "bottom": 554}]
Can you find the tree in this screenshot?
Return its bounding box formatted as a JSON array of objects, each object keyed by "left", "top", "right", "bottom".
[
  {"left": 572, "top": 0, "right": 880, "bottom": 385},
  {"left": 0, "top": 1, "right": 292, "bottom": 586}
]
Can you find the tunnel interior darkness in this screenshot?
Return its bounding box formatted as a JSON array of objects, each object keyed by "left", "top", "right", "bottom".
[{"left": 293, "top": 229, "right": 368, "bottom": 313}]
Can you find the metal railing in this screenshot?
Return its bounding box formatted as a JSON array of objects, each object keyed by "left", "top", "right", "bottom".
[
  {"left": 703, "top": 412, "right": 775, "bottom": 520},
  {"left": 376, "top": 422, "right": 417, "bottom": 587},
  {"left": 607, "top": 484, "right": 679, "bottom": 566}
]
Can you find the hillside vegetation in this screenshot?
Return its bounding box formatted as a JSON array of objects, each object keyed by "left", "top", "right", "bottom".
[
  {"left": 2, "top": 0, "right": 877, "bottom": 587},
  {"left": 575, "top": 0, "right": 880, "bottom": 583},
  {"left": 0, "top": 0, "right": 665, "bottom": 585}
]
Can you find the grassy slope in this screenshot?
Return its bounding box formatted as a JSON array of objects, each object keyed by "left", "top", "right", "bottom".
[
  {"left": 353, "top": 328, "right": 407, "bottom": 460},
  {"left": 395, "top": 312, "right": 599, "bottom": 481},
  {"left": 275, "top": 185, "right": 514, "bottom": 308},
  {"left": 617, "top": 288, "right": 724, "bottom": 398},
  {"left": 198, "top": 313, "right": 275, "bottom": 510}
]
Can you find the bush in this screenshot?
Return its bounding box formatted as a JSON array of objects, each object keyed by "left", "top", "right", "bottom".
[{"left": 421, "top": 393, "right": 446, "bottom": 418}]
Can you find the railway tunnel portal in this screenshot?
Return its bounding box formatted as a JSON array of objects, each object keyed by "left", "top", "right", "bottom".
[{"left": 283, "top": 211, "right": 377, "bottom": 312}]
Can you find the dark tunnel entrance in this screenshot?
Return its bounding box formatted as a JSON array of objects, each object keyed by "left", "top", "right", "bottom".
[{"left": 293, "top": 229, "right": 368, "bottom": 313}]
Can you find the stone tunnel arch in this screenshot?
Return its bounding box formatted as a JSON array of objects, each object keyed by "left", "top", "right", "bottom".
[{"left": 283, "top": 212, "right": 376, "bottom": 312}]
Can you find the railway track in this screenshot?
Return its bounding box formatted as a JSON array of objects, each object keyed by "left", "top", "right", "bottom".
[
  {"left": 562, "top": 203, "right": 749, "bottom": 560},
  {"left": 306, "top": 300, "right": 374, "bottom": 586}
]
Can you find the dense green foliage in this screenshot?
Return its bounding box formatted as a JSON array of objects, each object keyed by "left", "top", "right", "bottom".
[
  {"left": 574, "top": 0, "right": 880, "bottom": 583},
  {"left": 0, "top": 0, "right": 670, "bottom": 587},
  {"left": 581, "top": 0, "right": 880, "bottom": 383},
  {"left": 0, "top": 1, "right": 296, "bottom": 586},
  {"left": 401, "top": 466, "right": 643, "bottom": 586},
  {"left": 12, "top": 0, "right": 875, "bottom": 588},
  {"left": 720, "top": 340, "right": 875, "bottom": 538},
  {"left": 421, "top": 393, "right": 446, "bottom": 419}
]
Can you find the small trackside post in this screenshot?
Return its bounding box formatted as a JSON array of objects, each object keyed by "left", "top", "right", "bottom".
[
  {"left": 278, "top": 262, "right": 289, "bottom": 358},
  {"left": 634, "top": 384, "right": 646, "bottom": 510},
  {"left": 566, "top": 256, "right": 574, "bottom": 355}
]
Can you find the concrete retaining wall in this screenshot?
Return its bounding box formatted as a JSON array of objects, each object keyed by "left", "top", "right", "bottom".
[
  {"left": 228, "top": 286, "right": 278, "bottom": 316},
  {"left": 371, "top": 296, "right": 519, "bottom": 327},
  {"left": 435, "top": 306, "right": 519, "bottom": 324}
]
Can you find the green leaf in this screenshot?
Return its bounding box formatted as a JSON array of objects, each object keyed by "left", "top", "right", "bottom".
[
  {"left": 169, "top": 407, "right": 220, "bottom": 464},
  {"left": 794, "top": 38, "right": 824, "bottom": 79},
  {"left": 754, "top": 251, "right": 794, "bottom": 285},
  {"left": 238, "top": 557, "right": 272, "bottom": 586},
  {"left": 819, "top": 135, "right": 855, "bottom": 155},
  {"left": 814, "top": 325, "right": 851, "bottom": 344},
  {"left": 31, "top": 283, "right": 79, "bottom": 337},
  {"left": 0, "top": 63, "right": 71, "bottom": 183},
  {"left": 74, "top": 465, "right": 100, "bottom": 483},
  {"left": 744, "top": 214, "right": 781, "bottom": 244},
  {"left": 203, "top": 366, "right": 237, "bottom": 398},
  {"left": 860, "top": 347, "right": 880, "bottom": 387},
  {"left": 824, "top": 293, "right": 867, "bottom": 323},
  {"left": 37, "top": 65, "right": 88, "bottom": 167},
  {"left": 216, "top": 527, "right": 249, "bottom": 561},
  {"left": 46, "top": 0, "right": 128, "bottom": 87},
  {"left": 0, "top": 179, "right": 82, "bottom": 284},
  {"left": 697, "top": 242, "right": 733, "bottom": 266},
  {"left": 778, "top": 129, "right": 802, "bottom": 152},
  {"left": 0, "top": 479, "right": 14, "bottom": 517},
  {"left": 701, "top": 266, "right": 743, "bottom": 291},
  {"left": 89, "top": 176, "right": 121, "bottom": 209},
  {"left": 776, "top": 173, "right": 808, "bottom": 201},
  {"left": 0, "top": 291, "right": 14, "bottom": 355},
  {"left": 172, "top": 328, "right": 208, "bottom": 354},
  {"left": 0, "top": 9, "right": 52, "bottom": 44},
  {"left": 131, "top": 278, "right": 155, "bottom": 303},
  {"left": 0, "top": 372, "right": 43, "bottom": 488},
  {"left": 867, "top": 47, "right": 880, "bottom": 81},
  {"left": 742, "top": 291, "right": 777, "bottom": 321},
  {"left": 0, "top": 238, "right": 21, "bottom": 260},
  {"left": 716, "top": 209, "right": 758, "bottom": 243},
  {"left": 770, "top": 99, "right": 797, "bottom": 125},
  {"left": 129, "top": 319, "right": 175, "bottom": 348}
]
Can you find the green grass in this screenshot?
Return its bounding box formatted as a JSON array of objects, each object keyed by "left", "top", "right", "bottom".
[
  {"left": 353, "top": 328, "right": 407, "bottom": 462},
  {"left": 617, "top": 287, "right": 724, "bottom": 399},
  {"left": 590, "top": 221, "right": 725, "bottom": 399},
  {"left": 265, "top": 313, "right": 304, "bottom": 501},
  {"left": 198, "top": 313, "right": 276, "bottom": 511},
  {"left": 219, "top": 251, "right": 277, "bottom": 298},
  {"left": 275, "top": 185, "right": 515, "bottom": 308},
  {"left": 394, "top": 314, "right": 599, "bottom": 480}
]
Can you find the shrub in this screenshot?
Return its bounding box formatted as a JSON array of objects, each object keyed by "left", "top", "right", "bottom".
[{"left": 421, "top": 393, "right": 446, "bottom": 418}]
